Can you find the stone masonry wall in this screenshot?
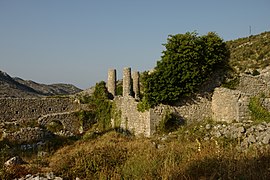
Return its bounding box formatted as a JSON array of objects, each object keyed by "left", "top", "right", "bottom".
[
  {"left": 212, "top": 88, "right": 251, "bottom": 123},
  {"left": 110, "top": 67, "right": 270, "bottom": 136},
  {"left": 0, "top": 98, "right": 80, "bottom": 123},
  {"left": 0, "top": 98, "right": 83, "bottom": 138},
  {"left": 211, "top": 73, "right": 270, "bottom": 123},
  {"left": 113, "top": 96, "right": 155, "bottom": 137},
  {"left": 174, "top": 95, "right": 212, "bottom": 123},
  {"left": 237, "top": 74, "right": 270, "bottom": 96}
]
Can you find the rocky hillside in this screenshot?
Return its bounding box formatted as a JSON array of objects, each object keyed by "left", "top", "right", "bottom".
[
  {"left": 0, "top": 70, "right": 82, "bottom": 98},
  {"left": 227, "top": 31, "right": 270, "bottom": 74}
]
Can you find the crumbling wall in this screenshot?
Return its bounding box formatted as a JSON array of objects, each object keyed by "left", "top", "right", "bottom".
[
  {"left": 212, "top": 88, "right": 251, "bottom": 123},
  {"left": 113, "top": 96, "right": 154, "bottom": 136},
  {"left": 0, "top": 98, "right": 83, "bottom": 136},
  {"left": 0, "top": 98, "right": 80, "bottom": 123},
  {"left": 110, "top": 67, "right": 270, "bottom": 136},
  {"left": 236, "top": 74, "right": 270, "bottom": 95},
  {"left": 174, "top": 95, "right": 212, "bottom": 123}
]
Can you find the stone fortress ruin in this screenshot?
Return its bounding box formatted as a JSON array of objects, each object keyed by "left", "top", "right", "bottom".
[
  {"left": 109, "top": 67, "right": 270, "bottom": 137},
  {"left": 108, "top": 67, "right": 163, "bottom": 137},
  {"left": 1, "top": 66, "right": 270, "bottom": 140}
]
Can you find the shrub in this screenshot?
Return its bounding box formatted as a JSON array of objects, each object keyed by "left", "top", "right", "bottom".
[
  {"left": 142, "top": 32, "right": 230, "bottom": 107},
  {"left": 78, "top": 81, "right": 113, "bottom": 131}
]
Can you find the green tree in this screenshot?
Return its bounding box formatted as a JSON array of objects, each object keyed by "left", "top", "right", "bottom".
[{"left": 142, "top": 32, "right": 229, "bottom": 107}]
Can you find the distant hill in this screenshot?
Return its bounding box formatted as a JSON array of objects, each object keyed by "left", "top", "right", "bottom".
[
  {"left": 227, "top": 31, "right": 270, "bottom": 74},
  {"left": 0, "top": 70, "right": 82, "bottom": 98}
]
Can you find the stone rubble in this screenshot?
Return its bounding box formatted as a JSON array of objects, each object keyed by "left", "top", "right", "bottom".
[
  {"left": 203, "top": 121, "right": 270, "bottom": 148},
  {"left": 3, "top": 127, "right": 53, "bottom": 144},
  {"left": 4, "top": 156, "right": 26, "bottom": 167},
  {"left": 14, "top": 172, "right": 64, "bottom": 180},
  {"left": 155, "top": 121, "right": 270, "bottom": 150}
]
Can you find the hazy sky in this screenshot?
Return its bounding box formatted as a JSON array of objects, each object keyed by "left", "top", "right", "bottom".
[{"left": 1, "top": 0, "right": 269, "bottom": 89}]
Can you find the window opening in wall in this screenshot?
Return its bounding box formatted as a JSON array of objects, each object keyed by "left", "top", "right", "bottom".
[
  {"left": 49, "top": 108, "right": 52, "bottom": 111},
  {"left": 32, "top": 109, "right": 36, "bottom": 112},
  {"left": 15, "top": 111, "right": 19, "bottom": 114}
]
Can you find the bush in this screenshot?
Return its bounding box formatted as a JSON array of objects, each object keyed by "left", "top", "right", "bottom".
[
  {"left": 79, "top": 81, "right": 113, "bottom": 131},
  {"left": 142, "top": 32, "right": 230, "bottom": 107}
]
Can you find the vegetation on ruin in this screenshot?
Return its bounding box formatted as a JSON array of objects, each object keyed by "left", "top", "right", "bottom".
[
  {"left": 76, "top": 81, "right": 112, "bottom": 131},
  {"left": 140, "top": 32, "right": 230, "bottom": 108},
  {"left": 249, "top": 95, "right": 270, "bottom": 123}
]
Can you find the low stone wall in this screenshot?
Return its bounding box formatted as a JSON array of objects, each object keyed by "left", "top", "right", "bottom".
[
  {"left": 0, "top": 98, "right": 86, "bottom": 140},
  {"left": 0, "top": 98, "right": 80, "bottom": 123}
]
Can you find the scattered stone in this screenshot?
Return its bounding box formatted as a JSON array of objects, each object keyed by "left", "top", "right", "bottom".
[
  {"left": 262, "top": 134, "right": 270, "bottom": 144},
  {"left": 15, "top": 172, "right": 63, "bottom": 180},
  {"left": 4, "top": 156, "right": 26, "bottom": 167},
  {"left": 205, "top": 124, "right": 211, "bottom": 130},
  {"left": 238, "top": 126, "right": 245, "bottom": 133},
  {"left": 196, "top": 121, "right": 270, "bottom": 149}
]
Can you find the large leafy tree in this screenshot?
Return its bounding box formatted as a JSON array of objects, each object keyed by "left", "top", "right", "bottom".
[{"left": 142, "top": 32, "right": 229, "bottom": 107}]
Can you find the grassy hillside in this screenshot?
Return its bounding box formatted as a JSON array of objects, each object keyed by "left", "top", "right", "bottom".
[
  {"left": 1, "top": 126, "right": 269, "bottom": 179},
  {"left": 227, "top": 31, "right": 270, "bottom": 73}
]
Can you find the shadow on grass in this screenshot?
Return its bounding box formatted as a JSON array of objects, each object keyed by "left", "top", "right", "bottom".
[{"left": 183, "top": 154, "right": 270, "bottom": 179}]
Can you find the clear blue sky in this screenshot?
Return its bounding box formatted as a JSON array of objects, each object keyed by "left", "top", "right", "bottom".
[{"left": 1, "top": 0, "right": 269, "bottom": 89}]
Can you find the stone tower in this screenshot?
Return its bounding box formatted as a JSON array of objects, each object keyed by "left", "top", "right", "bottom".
[
  {"left": 107, "top": 69, "right": 116, "bottom": 97},
  {"left": 132, "top": 71, "right": 140, "bottom": 100},
  {"left": 123, "top": 67, "right": 132, "bottom": 97}
]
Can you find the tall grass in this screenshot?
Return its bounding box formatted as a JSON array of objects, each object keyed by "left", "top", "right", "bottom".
[
  {"left": 48, "top": 130, "right": 270, "bottom": 179},
  {"left": 249, "top": 96, "right": 270, "bottom": 123}
]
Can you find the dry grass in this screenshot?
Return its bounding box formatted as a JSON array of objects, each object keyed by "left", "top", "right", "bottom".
[
  {"left": 1, "top": 127, "right": 269, "bottom": 179},
  {"left": 47, "top": 130, "right": 270, "bottom": 179}
]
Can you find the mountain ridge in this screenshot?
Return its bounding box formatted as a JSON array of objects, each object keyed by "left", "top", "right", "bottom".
[{"left": 0, "top": 70, "right": 82, "bottom": 98}]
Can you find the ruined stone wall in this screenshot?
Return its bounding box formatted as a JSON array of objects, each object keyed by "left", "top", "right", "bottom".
[
  {"left": 113, "top": 96, "right": 154, "bottom": 136},
  {"left": 212, "top": 88, "right": 251, "bottom": 123},
  {"left": 0, "top": 98, "right": 80, "bottom": 123},
  {"left": 173, "top": 95, "right": 212, "bottom": 123},
  {"left": 211, "top": 73, "right": 270, "bottom": 123},
  {"left": 237, "top": 74, "right": 270, "bottom": 96},
  {"left": 38, "top": 112, "right": 82, "bottom": 134},
  {"left": 0, "top": 98, "right": 83, "bottom": 137},
  {"left": 110, "top": 67, "right": 270, "bottom": 136}
]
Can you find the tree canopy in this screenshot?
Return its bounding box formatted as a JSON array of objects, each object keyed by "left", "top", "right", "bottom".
[{"left": 141, "top": 32, "right": 230, "bottom": 108}]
